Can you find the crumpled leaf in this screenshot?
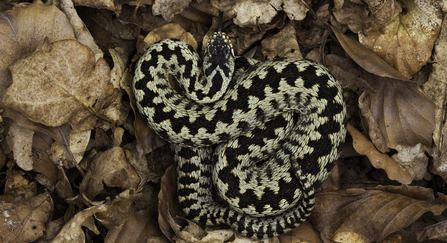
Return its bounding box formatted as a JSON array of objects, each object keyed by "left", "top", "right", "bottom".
[
  {"left": 52, "top": 203, "right": 108, "bottom": 243},
  {"left": 80, "top": 147, "right": 140, "bottom": 200},
  {"left": 0, "top": 191, "right": 53, "bottom": 243},
  {"left": 0, "top": 0, "right": 75, "bottom": 105},
  {"left": 2, "top": 39, "right": 114, "bottom": 130},
  {"left": 310, "top": 186, "right": 447, "bottom": 243},
  {"left": 347, "top": 124, "right": 413, "bottom": 184}
]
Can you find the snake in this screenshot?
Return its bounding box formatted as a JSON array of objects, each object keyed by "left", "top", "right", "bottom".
[{"left": 133, "top": 14, "right": 347, "bottom": 239}]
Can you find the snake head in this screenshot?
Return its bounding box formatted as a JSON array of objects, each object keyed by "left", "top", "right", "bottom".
[{"left": 203, "top": 32, "right": 235, "bottom": 86}]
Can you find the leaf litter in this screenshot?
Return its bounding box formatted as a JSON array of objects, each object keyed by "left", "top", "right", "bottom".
[{"left": 0, "top": 0, "right": 446, "bottom": 243}]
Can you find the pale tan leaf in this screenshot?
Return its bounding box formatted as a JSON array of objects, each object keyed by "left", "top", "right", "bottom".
[
  {"left": 2, "top": 39, "right": 114, "bottom": 129},
  {"left": 0, "top": 0, "right": 75, "bottom": 104}
]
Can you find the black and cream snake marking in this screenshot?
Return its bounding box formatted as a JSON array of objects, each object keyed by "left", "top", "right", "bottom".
[{"left": 133, "top": 17, "right": 347, "bottom": 239}]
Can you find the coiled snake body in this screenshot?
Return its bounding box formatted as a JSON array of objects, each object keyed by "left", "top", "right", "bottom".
[{"left": 133, "top": 27, "right": 347, "bottom": 239}]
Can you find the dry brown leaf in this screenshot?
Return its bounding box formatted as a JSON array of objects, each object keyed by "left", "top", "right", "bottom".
[
  {"left": 261, "top": 21, "right": 301, "bottom": 59},
  {"left": 52, "top": 203, "right": 108, "bottom": 243},
  {"left": 310, "top": 186, "right": 447, "bottom": 243},
  {"left": 347, "top": 123, "right": 413, "bottom": 184},
  {"left": 335, "top": 0, "right": 442, "bottom": 78},
  {"left": 0, "top": 191, "right": 53, "bottom": 243},
  {"left": 2, "top": 39, "right": 114, "bottom": 130},
  {"left": 80, "top": 147, "right": 141, "bottom": 200},
  {"left": 0, "top": 0, "right": 75, "bottom": 104},
  {"left": 361, "top": 0, "right": 441, "bottom": 78},
  {"left": 330, "top": 26, "right": 409, "bottom": 81},
  {"left": 358, "top": 71, "right": 435, "bottom": 152}
]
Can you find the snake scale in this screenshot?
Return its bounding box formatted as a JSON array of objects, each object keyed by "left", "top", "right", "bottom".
[{"left": 133, "top": 14, "right": 347, "bottom": 239}]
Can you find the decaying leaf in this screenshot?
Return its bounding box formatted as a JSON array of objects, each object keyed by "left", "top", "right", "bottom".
[
  {"left": 0, "top": 191, "right": 53, "bottom": 243},
  {"left": 347, "top": 124, "right": 413, "bottom": 184},
  {"left": 0, "top": 0, "right": 75, "bottom": 103},
  {"left": 311, "top": 186, "right": 447, "bottom": 242},
  {"left": 2, "top": 39, "right": 114, "bottom": 130}
]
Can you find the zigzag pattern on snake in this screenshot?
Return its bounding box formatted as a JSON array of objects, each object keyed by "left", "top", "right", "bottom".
[{"left": 133, "top": 25, "right": 347, "bottom": 239}]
